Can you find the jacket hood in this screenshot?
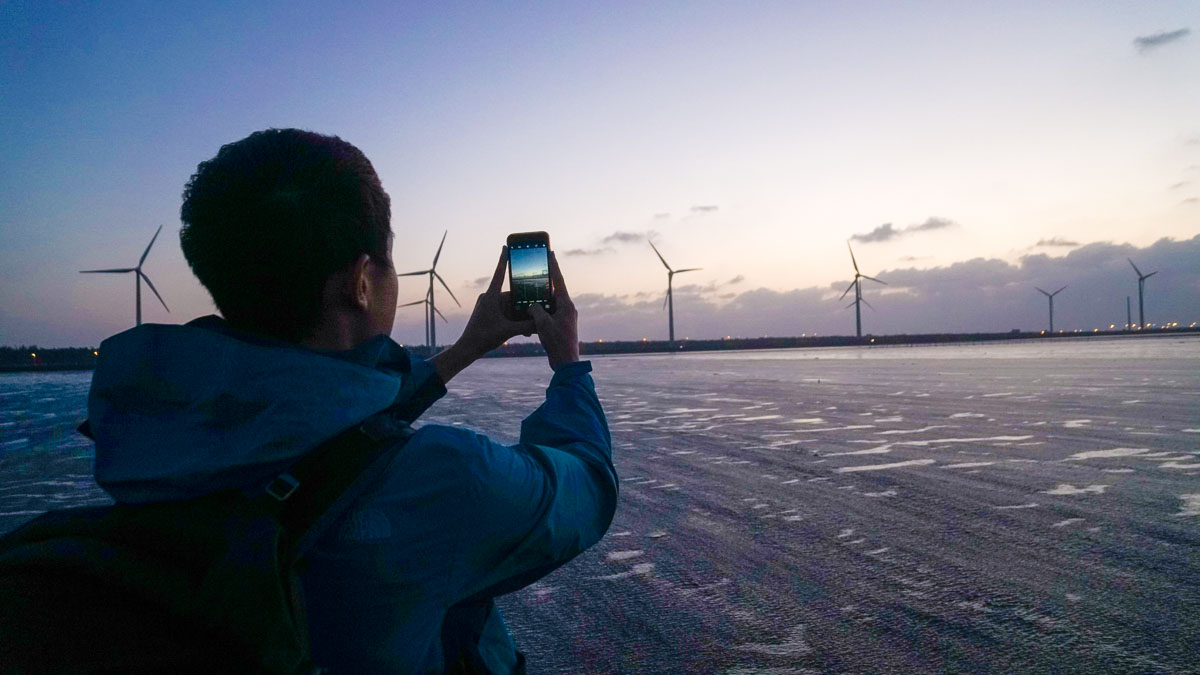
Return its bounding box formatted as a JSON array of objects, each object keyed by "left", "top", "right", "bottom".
[{"left": 87, "top": 316, "right": 438, "bottom": 503}]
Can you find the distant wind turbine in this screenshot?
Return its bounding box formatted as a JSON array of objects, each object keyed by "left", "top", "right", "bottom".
[
  {"left": 839, "top": 242, "right": 885, "bottom": 338},
  {"left": 648, "top": 240, "right": 701, "bottom": 346},
  {"left": 1127, "top": 258, "right": 1157, "bottom": 329},
  {"left": 398, "top": 231, "right": 460, "bottom": 351},
  {"left": 399, "top": 287, "right": 446, "bottom": 350},
  {"left": 79, "top": 224, "right": 169, "bottom": 326},
  {"left": 1035, "top": 285, "right": 1067, "bottom": 333}
]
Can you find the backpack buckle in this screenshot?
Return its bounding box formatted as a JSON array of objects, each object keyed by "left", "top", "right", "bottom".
[{"left": 266, "top": 473, "right": 300, "bottom": 501}]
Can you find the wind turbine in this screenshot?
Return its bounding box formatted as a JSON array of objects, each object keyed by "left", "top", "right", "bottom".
[
  {"left": 1035, "top": 285, "right": 1067, "bottom": 333},
  {"left": 648, "top": 240, "right": 701, "bottom": 346},
  {"left": 398, "top": 231, "right": 459, "bottom": 351},
  {"left": 79, "top": 224, "right": 169, "bottom": 326},
  {"left": 839, "top": 242, "right": 885, "bottom": 338},
  {"left": 1127, "top": 258, "right": 1157, "bottom": 329},
  {"left": 398, "top": 287, "right": 446, "bottom": 351}
]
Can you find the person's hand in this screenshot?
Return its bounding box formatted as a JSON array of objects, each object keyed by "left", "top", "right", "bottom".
[
  {"left": 433, "top": 247, "right": 535, "bottom": 385},
  {"left": 458, "top": 246, "right": 537, "bottom": 359},
  {"left": 528, "top": 251, "right": 580, "bottom": 370}
]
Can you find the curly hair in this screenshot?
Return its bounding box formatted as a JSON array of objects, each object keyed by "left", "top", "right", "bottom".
[{"left": 180, "top": 129, "right": 391, "bottom": 341}]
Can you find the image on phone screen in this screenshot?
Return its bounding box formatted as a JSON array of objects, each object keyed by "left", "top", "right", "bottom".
[{"left": 510, "top": 243, "right": 550, "bottom": 311}]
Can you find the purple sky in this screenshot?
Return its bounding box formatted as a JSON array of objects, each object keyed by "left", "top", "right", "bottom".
[{"left": 2, "top": 2, "right": 1197, "bottom": 346}]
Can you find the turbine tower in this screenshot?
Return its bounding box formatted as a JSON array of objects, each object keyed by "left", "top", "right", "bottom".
[
  {"left": 1035, "top": 285, "right": 1067, "bottom": 333},
  {"left": 398, "top": 231, "right": 460, "bottom": 351},
  {"left": 399, "top": 287, "right": 446, "bottom": 351},
  {"left": 79, "top": 224, "right": 169, "bottom": 326},
  {"left": 648, "top": 240, "right": 701, "bottom": 346},
  {"left": 839, "top": 242, "right": 886, "bottom": 338},
  {"left": 1127, "top": 258, "right": 1157, "bottom": 329}
]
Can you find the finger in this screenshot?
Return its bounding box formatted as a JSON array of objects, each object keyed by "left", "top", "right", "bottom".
[
  {"left": 487, "top": 246, "right": 508, "bottom": 295},
  {"left": 528, "top": 302, "right": 550, "bottom": 328},
  {"left": 549, "top": 251, "right": 568, "bottom": 299}
]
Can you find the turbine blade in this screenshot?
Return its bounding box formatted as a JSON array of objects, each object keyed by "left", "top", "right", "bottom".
[
  {"left": 80, "top": 268, "right": 135, "bottom": 274},
  {"left": 433, "top": 271, "right": 461, "bottom": 306},
  {"left": 432, "top": 305, "right": 448, "bottom": 322},
  {"left": 139, "top": 271, "right": 169, "bottom": 312},
  {"left": 397, "top": 269, "right": 431, "bottom": 277},
  {"left": 839, "top": 280, "right": 856, "bottom": 300},
  {"left": 843, "top": 300, "right": 857, "bottom": 310},
  {"left": 1127, "top": 258, "right": 1142, "bottom": 277},
  {"left": 1143, "top": 271, "right": 1157, "bottom": 280},
  {"left": 432, "top": 231, "right": 448, "bottom": 267},
  {"left": 860, "top": 297, "right": 876, "bottom": 311},
  {"left": 674, "top": 267, "right": 702, "bottom": 274},
  {"left": 399, "top": 300, "right": 426, "bottom": 308},
  {"left": 663, "top": 290, "right": 669, "bottom": 310},
  {"left": 139, "top": 224, "right": 163, "bottom": 266},
  {"left": 861, "top": 275, "right": 886, "bottom": 285},
  {"left": 1035, "top": 287, "right": 1050, "bottom": 297},
  {"left": 847, "top": 242, "right": 860, "bottom": 274},
  {"left": 1052, "top": 285, "right": 1067, "bottom": 296},
  {"left": 648, "top": 240, "right": 671, "bottom": 271}
]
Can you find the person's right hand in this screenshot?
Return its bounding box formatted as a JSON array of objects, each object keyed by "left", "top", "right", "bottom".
[{"left": 528, "top": 251, "right": 580, "bottom": 370}]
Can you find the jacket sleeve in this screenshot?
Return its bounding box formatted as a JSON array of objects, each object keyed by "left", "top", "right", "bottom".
[{"left": 452, "top": 360, "right": 618, "bottom": 602}]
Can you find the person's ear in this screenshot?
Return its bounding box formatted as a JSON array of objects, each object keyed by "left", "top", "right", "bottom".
[{"left": 352, "top": 253, "right": 373, "bottom": 313}]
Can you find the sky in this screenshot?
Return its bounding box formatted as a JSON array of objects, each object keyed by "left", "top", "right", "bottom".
[{"left": 1, "top": 1, "right": 1197, "bottom": 347}]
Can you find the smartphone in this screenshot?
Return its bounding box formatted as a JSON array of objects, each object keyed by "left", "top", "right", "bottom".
[{"left": 507, "top": 231, "right": 554, "bottom": 318}]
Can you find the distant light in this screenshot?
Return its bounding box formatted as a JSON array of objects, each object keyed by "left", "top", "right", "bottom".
[
  {"left": 1109, "top": 324, "right": 1115, "bottom": 329},
  {"left": 93, "top": 350, "right": 98, "bottom": 356},
  {"left": 598, "top": 339, "right": 603, "bottom": 343},
  {"left": 642, "top": 338, "right": 647, "bottom": 342},
  {"left": 30, "top": 353, "right": 36, "bottom": 358},
  {"left": 870, "top": 338, "right": 875, "bottom": 343},
  {"left": 1040, "top": 330, "right": 1044, "bottom": 335},
  {"left": 726, "top": 335, "right": 732, "bottom": 340},
  {"left": 1093, "top": 329, "right": 1098, "bottom": 333}
]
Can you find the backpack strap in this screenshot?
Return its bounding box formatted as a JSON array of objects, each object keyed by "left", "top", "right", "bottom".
[{"left": 257, "top": 413, "right": 414, "bottom": 560}]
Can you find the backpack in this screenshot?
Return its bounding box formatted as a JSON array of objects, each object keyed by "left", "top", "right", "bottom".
[{"left": 0, "top": 413, "right": 412, "bottom": 674}]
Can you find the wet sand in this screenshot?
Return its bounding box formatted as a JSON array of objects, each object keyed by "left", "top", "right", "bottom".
[
  {"left": 430, "top": 339, "right": 1199, "bottom": 673},
  {"left": 2, "top": 337, "right": 1197, "bottom": 672}
]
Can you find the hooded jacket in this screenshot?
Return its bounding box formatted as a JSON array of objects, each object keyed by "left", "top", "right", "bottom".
[{"left": 86, "top": 316, "right": 617, "bottom": 673}]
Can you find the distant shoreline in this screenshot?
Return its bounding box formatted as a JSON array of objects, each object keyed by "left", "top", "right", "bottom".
[{"left": 3, "top": 327, "right": 1196, "bottom": 373}]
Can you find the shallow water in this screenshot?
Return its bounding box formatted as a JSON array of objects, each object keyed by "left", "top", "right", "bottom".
[{"left": 2, "top": 334, "right": 1199, "bottom": 672}]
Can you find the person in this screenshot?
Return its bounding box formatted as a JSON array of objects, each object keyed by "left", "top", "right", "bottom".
[{"left": 83, "top": 128, "right": 617, "bottom": 672}]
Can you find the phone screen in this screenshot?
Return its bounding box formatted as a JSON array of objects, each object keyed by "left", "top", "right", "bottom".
[{"left": 509, "top": 242, "right": 551, "bottom": 312}]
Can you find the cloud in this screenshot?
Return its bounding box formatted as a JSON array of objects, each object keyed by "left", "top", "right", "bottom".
[
  {"left": 1035, "top": 237, "right": 1081, "bottom": 247},
  {"left": 852, "top": 223, "right": 900, "bottom": 243},
  {"left": 601, "top": 230, "right": 657, "bottom": 245},
  {"left": 1182, "top": 197, "right": 1199, "bottom": 205},
  {"left": 470, "top": 276, "right": 489, "bottom": 287},
  {"left": 562, "top": 247, "right": 615, "bottom": 257},
  {"left": 653, "top": 213, "right": 671, "bottom": 220},
  {"left": 1134, "top": 28, "right": 1190, "bottom": 53},
  {"left": 851, "top": 217, "right": 958, "bottom": 244},
  {"left": 566, "top": 236, "right": 1200, "bottom": 340},
  {"left": 1169, "top": 181, "right": 1189, "bottom": 190},
  {"left": 909, "top": 217, "right": 956, "bottom": 233},
  {"left": 690, "top": 205, "right": 719, "bottom": 213},
  {"left": 727, "top": 275, "right": 745, "bottom": 285}
]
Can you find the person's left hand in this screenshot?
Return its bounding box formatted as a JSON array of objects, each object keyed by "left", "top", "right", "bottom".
[{"left": 456, "top": 246, "right": 537, "bottom": 359}]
